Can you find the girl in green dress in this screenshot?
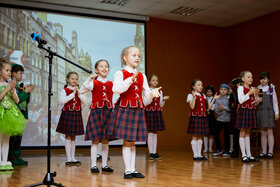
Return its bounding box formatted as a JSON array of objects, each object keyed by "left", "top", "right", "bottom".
[{"left": 0, "top": 59, "right": 26, "bottom": 170}]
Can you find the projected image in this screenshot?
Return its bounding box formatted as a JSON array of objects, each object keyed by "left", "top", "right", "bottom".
[{"left": 0, "top": 7, "right": 145, "bottom": 146}]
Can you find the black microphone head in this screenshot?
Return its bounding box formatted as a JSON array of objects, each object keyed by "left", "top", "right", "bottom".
[
  {"left": 31, "top": 33, "right": 34, "bottom": 38},
  {"left": 19, "top": 83, "right": 24, "bottom": 87}
]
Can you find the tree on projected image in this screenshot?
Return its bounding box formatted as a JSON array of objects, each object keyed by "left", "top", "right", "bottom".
[{"left": 0, "top": 7, "right": 145, "bottom": 146}]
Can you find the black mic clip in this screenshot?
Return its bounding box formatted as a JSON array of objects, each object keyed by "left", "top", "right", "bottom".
[{"left": 31, "top": 33, "right": 47, "bottom": 45}]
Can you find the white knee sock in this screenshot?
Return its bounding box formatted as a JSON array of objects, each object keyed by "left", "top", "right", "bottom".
[
  {"left": 267, "top": 129, "right": 274, "bottom": 154},
  {"left": 130, "top": 146, "right": 136, "bottom": 172},
  {"left": 153, "top": 134, "right": 157, "bottom": 154},
  {"left": 209, "top": 138, "right": 214, "bottom": 151},
  {"left": 191, "top": 140, "right": 198, "bottom": 158},
  {"left": 102, "top": 144, "right": 109, "bottom": 168},
  {"left": 71, "top": 141, "right": 78, "bottom": 162},
  {"left": 147, "top": 133, "right": 153, "bottom": 154},
  {"left": 261, "top": 131, "right": 268, "bottom": 154},
  {"left": 65, "top": 139, "right": 71, "bottom": 162},
  {"left": 2, "top": 134, "right": 9, "bottom": 164},
  {"left": 197, "top": 140, "right": 203, "bottom": 157},
  {"left": 122, "top": 146, "right": 131, "bottom": 173},
  {"left": 230, "top": 134, "right": 234, "bottom": 151},
  {"left": 239, "top": 138, "right": 246, "bottom": 157},
  {"left": 91, "top": 143, "right": 98, "bottom": 168},
  {"left": 245, "top": 137, "right": 252, "bottom": 157},
  {"left": 203, "top": 137, "right": 208, "bottom": 151},
  {"left": 98, "top": 143, "right": 102, "bottom": 155}
]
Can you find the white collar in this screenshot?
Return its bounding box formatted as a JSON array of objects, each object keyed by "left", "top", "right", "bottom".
[
  {"left": 125, "top": 66, "right": 137, "bottom": 73},
  {"left": 67, "top": 85, "right": 75, "bottom": 90},
  {"left": 194, "top": 91, "right": 201, "bottom": 96},
  {"left": 97, "top": 76, "right": 107, "bottom": 83}
]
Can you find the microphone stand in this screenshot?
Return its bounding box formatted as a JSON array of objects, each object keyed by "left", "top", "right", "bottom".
[{"left": 24, "top": 42, "right": 92, "bottom": 187}]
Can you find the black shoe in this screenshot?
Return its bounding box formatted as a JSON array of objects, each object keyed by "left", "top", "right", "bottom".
[
  {"left": 124, "top": 172, "right": 133, "bottom": 179},
  {"left": 102, "top": 166, "right": 114, "bottom": 172},
  {"left": 72, "top": 160, "right": 81, "bottom": 165},
  {"left": 267, "top": 153, "right": 273, "bottom": 159},
  {"left": 149, "top": 153, "right": 154, "bottom": 160},
  {"left": 198, "top": 156, "right": 207, "bottom": 161},
  {"left": 256, "top": 153, "right": 266, "bottom": 159},
  {"left": 193, "top": 157, "right": 200, "bottom": 161},
  {"left": 231, "top": 151, "right": 239, "bottom": 158},
  {"left": 91, "top": 166, "right": 99, "bottom": 173},
  {"left": 242, "top": 156, "right": 249, "bottom": 163},
  {"left": 248, "top": 156, "right": 258, "bottom": 162},
  {"left": 97, "top": 154, "right": 102, "bottom": 160},
  {"left": 153, "top": 153, "right": 162, "bottom": 160},
  {"left": 65, "top": 161, "right": 72, "bottom": 165},
  {"left": 131, "top": 171, "right": 145, "bottom": 178}
]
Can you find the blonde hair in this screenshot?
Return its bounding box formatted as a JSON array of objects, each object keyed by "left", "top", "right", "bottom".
[
  {"left": 0, "top": 58, "right": 10, "bottom": 70},
  {"left": 121, "top": 46, "right": 139, "bottom": 66}
]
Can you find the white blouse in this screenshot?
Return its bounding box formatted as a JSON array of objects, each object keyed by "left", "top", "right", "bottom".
[
  {"left": 59, "top": 85, "right": 87, "bottom": 105},
  {"left": 80, "top": 76, "right": 108, "bottom": 94},
  {"left": 143, "top": 88, "right": 165, "bottom": 107}
]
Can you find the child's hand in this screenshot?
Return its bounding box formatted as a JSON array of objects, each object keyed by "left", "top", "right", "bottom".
[
  {"left": 132, "top": 71, "right": 139, "bottom": 81},
  {"left": 191, "top": 91, "right": 197, "bottom": 98},
  {"left": 25, "top": 84, "right": 36, "bottom": 93},
  {"left": 248, "top": 87, "right": 258, "bottom": 95},
  {"left": 275, "top": 114, "right": 279, "bottom": 121},
  {"left": 90, "top": 74, "right": 98, "bottom": 80},
  {"left": 217, "top": 104, "right": 225, "bottom": 111},
  {"left": 151, "top": 87, "right": 162, "bottom": 98},
  {"left": 213, "top": 93, "right": 220, "bottom": 100},
  {"left": 163, "top": 96, "right": 170, "bottom": 101},
  {"left": 74, "top": 86, "right": 79, "bottom": 94},
  {"left": 8, "top": 80, "right": 16, "bottom": 91}
]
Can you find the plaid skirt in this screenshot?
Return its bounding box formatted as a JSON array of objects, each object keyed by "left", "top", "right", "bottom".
[
  {"left": 187, "top": 116, "right": 209, "bottom": 135},
  {"left": 235, "top": 108, "right": 257, "bottom": 129},
  {"left": 107, "top": 105, "right": 147, "bottom": 141},
  {"left": 56, "top": 111, "right": 84, "bottom": 135},
  {"left": 84, "top": 107, "right": 113, "bottom": 141},
  {"left": 145, "top": 110, "right": 166, "bottom": 132}
]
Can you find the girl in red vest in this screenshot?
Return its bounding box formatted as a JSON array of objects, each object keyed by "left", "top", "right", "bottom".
[
  {"left": 144, "top": 74, "right": 169, "bottom": 160},
  {"left": 80, "top": 60, "right": 114, "bottom": 173},
  {"left": 107, "top": 46, "right": 161, "bottom": 179},
  {"left": 187, "top": 79, "right": 218, "bottom": 161},
  {"left": 56, "top": 72, "right": 86, "bottom": 165},
  {"left": 235, "top": 71, "right": 262, "bottom": 162}
]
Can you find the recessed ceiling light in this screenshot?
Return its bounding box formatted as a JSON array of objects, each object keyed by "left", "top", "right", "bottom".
[
  {"left": 100, "top": 0, "right": 131, "bottom": 6},
  {"left": 170, "top": 6, "right": 202, "bottom": 16}
]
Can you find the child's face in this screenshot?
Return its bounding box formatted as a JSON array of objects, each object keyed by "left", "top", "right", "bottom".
[
  {"left": 206, "top": 90, "right": 213, "bottom": 97},
  {"left": 242, "top": 72, "right": 253, "bottom": 86},
  {"left": 149, "top": 76, "right": 158, "bottom": 88},
  {"left": 95, "top": 61, "right": 109, "bottom": 78},
  {"left": 124, "top": 47, "right": 140, "bottom": 69},
  {"left": 193, "top": 81, "right": 203, "bottom": 93},
  {"left": 219, "top": 88, "right": 228, "bottom": 96},
  {"left": 13, "top": 71, "right": 24, "bottom": 82},
  {"left": 260, "top": 77, "right": 269, "bottom": 86},
  {"left": 0, "top": 64, "right": 11, "bottom": 81},
  {"left": 67, "top": 74, "right": 78, "bottom": 87}
]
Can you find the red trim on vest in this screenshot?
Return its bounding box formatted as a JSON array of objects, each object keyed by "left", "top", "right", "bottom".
[
  {"left": 116, "top": 69, "right": 144, "bottom": 108},
  {"left": 62, "top": 88, "right": 82, "bottom": 111},
  {"left": 90, "top": 80, "right": 113, "bottom": 109},
  {"left": 146, "top": 90, "right": 162, "bottom": 111},
  {"left": 190, "top": 94, "right": 206, "bottom": 117},
  {"left": 238, "top": 86, "right": 256, "bottom": 109}
]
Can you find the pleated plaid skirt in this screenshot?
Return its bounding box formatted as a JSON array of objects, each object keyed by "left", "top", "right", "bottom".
[
  {"left": 84, "top": 107, "right": 113, "bottom": 141},
  {"left": 187, "top": 116, "right": 209, "bottom": 135},
  {"left": 107, "top": 105, "right": 147, "bottom": 141},
  {"left": 56, "top": 111, "right": 84, "bottom": 135},
  {"left": 145, "top": 110, "right": 166, "bottom": 132},
  {"left": 235, "top": 108, "right": 257, "bottom": 129}
]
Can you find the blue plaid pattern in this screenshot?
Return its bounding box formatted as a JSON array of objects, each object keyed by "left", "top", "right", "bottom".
[
  {"left": 145, "top": 110, "right": 166, "bottom": 132},
  {"left": 107, "top": 106, "right": 147, "bottom": 141},
  {"left": 84, "top": 107, "right": 113, "bottom": 141},
  {"left": 56, "top": 111, "right": 84, "bottom": 135},
  {"left": 235, "top": 108, "right": 257, "bottom": 129},
  {"left": 188, "top": 116, "right": 209, "bottom": 135}
]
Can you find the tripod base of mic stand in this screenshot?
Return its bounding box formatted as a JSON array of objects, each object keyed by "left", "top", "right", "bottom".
[{"left": 24, "top": 172, "right": 64, "bottom": 187}]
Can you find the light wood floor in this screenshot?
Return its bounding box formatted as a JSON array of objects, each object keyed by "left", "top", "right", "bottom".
[{"left": 2, "top": 147, "right": 280, "bottom": 187}]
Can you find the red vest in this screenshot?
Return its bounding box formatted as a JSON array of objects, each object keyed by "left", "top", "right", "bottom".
[
  {"left": 145, "top": 90, "right": 162, "bottom": 111},
  {"left": 62, "top": 88, "right": 82, "bottom": 111},
  {"left": 117, "top": 69, "right": 144, "bottom": 108},
  {"left": 190, "top": 94, "right": 206, "bottom": 117},
  {"left": 90, "top": 80, "right": 113, "bottom": 109},
  {"left": 239, "top": 86, "right": 256, "bottom": 109}
]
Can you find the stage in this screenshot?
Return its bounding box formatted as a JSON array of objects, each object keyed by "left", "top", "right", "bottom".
[{"left": 2, "top": 147, "right": 280, "bottom": 187}]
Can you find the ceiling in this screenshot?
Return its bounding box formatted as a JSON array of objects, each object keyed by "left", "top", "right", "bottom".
[{"left": 13, "top": 0, "right": 280, "bottom": 27}]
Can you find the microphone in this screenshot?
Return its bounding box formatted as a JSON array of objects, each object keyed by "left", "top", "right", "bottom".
[
  {"left": 31, "top": 33, "right": 47, "bottom": 45},
  {"left": 258, "top": 89, "right": 263, "bottom": 97},
  {"left": 19, "top": 83, "right": 24, "bottom": 93}
]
